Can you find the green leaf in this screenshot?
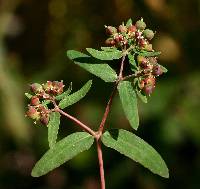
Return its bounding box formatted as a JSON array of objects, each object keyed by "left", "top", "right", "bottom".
[
  {"left": 160, "top": 65, "right": 168, "bottom": 73},
  {"left": 25, "top": 93, "right": 32, "bottom": 99},
  {"left": 48, "top": 112, "right": 61, "bottom": 149},
  {"left": 86, "top": 48, "right": 122, "bottom": 60},
  {"left": 118, "top": 81, "right": 139, "bottom": 130},
  {"left": 128, "top": 53, "right": 137, "bottom": 68},
  {"left": 128, "top": 54, "right": 137, "bottom": 72},
  {"left": 102, "top": 129, "right": 169, "bottom": 178},
  {"left": 101, "top": 47, "right": 117, "bottom": 51},
  {"left": 41, "top": 100, "right": 51, "bottom": 106},
  {"left": 126, "top": 18, "right": 132, "bottom": 27},
  {"left": 56, "top": 82, "right": 72, "bottom": 101},
  {"left": 59, "top": 80, "right": 92, "bottom": 109},
  {"left": 67, "top": 50, "right": 117, "bottom": 82},
  {"left": 31, "top": 132, "right": 94, "bottom": 177},
  {"left": 136, "top": 88, "right": 148, "bottom": 103}
]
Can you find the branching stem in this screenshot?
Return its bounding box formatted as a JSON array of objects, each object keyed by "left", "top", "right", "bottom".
[
  {"left": 98, "top": 53, "right": 126, "bottom": 133},
  {"left": 56, "top": 108, "right": 96, "bottom": 137},
  {"left": 52, "top": 51, "right": 127, "bottom": 189},
  {"left": 96, "top": 52, "right": 126, "bottom": 189}
]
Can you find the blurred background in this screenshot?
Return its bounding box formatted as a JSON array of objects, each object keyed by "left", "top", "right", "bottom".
[{"left": 0, "top": 0, "right": 200, "bottom": 188}]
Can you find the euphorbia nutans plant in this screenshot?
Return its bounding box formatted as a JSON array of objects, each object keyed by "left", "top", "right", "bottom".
[{"left": 25, "top": 18, "right": 169, "bottom": 189}]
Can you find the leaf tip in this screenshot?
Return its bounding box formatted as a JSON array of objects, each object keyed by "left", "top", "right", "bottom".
[
  {"left": 161, "top": 166, "right": 169, "bottom": 178},
  {"left": 31, "top": 168, "right": 40, "bottom": 178},
  {"left": 88, "top": 79, "right": 92, "bottom": 86},
  {"left": 66, "top": 50, "right": 74, "bottom": 60}
]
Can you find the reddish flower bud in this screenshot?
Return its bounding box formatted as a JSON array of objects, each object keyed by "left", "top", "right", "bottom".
[
  {"left": 143, "top": 29, "right": 154, "bottom": 40},
  {"left": 142, "top": 77, "right": 156, "bottom": 95},
  {"left": 38, "top": 105, "right": 49, "bottom": 115},
  {"left": 114, "top": 34, "right": 123, "bottom": 43},
  {"left": 137, "top": 55, "right": 148, "bottom": 68},
  {"left": 135, "top": 19, "right": 146, "bottom": 30},
  {"left": 105, "top": 26, "right": 117, "bottom": 35},
  {"left": 43, "top": 81, "right": 53, "bottom": 93},
  {"left": 105, "top": 38, "right": 115, "bottom": 46},
  {"left": 30, "top": 96, "right": 40, "bottom": 106},
  {"left": 135, "top": 31, "right": 139, "bottom": 39},
  {"left": 144, "top": 77, "right": 156, "bottom": 86},
  {"left": 143, "top": 85, "right": 155, "bottom": 95},
  {"left": 26, "top": 106, "right": 40, "bottom": 120},
  {"left": 118, "top": 25, "right": 127, "bottom": 33},
  {"left": 30, "top": 83, "right": 43, "bottom": 94},
  {"left": 123, "top": 38, "right": 128, "bottom": 45},
  {"left": 128, "top": 25, "right": 136, "bottom": 33},
  {"left": 52, "top": 81, "right": 64, "bottom": 95},
  {"left": 40, "top": 115, "right": 49, "bottom": 126},
  {"left": 148, "top": 57, "right": 157, "bottom": 65},
  {"left": 114, "top": 35, "right": 120, "bottom": 43},
  {"left": 138, "top": 38, "right": 147, "bottom": 48},
  {"left": 153, "top": 65, "right": 163, "bottom": 76}
]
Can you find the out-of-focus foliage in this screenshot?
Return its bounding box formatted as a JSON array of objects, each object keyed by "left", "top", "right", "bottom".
[{"left": 0, "top": 0, "right": 200, "bottom": 189}]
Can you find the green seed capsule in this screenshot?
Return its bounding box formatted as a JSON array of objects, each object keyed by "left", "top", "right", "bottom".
[
  {"left": 26, "top": 106, "right": 40, "bottom": 120},
  {"left": 118, "top": 25, "right": 127, "bottom": 33},
  {"left": 143, "top": 29, "right": 154, "bottom": 40},
  {"left": 105, "top": 26, "right": 117, "bottom": 35},
  {"left": 30, "top": 83, "right": 43, "bottom": 94},
  {"left": 135, "top": 20, "right": 146, "bottom": 30}
]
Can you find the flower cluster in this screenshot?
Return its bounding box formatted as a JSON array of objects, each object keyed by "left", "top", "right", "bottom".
[
  {"left": 136, "top": 55, "right": 164, "bottom": 95},
  {"left": 26, "top": 81, "right": 65, "bottom": 125},
  {"left": 105, "top": 18, "right": 166, "bottom": 96},
  {"left": 105, "top": 18, "right": 154, "bottom": 51}
]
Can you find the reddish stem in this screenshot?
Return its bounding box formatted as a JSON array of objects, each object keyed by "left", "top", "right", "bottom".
[
  {"left": 98, "top": 55, "right": 126, "bottom": 133},
  {"left": 118, "top": 55, "right": 126, "bottom": 80},
  {"left": 96, "top": 54, "right": 126, "bottom": 189},
  {"left": 98, "top": 84, "right": 117, "bottom": 133},
  {"left": 52, "top": 52, "right": 127, "bottom": 189},
  {"left": 56, "top": 108, "right": 97, "bottom": 137},
  {"left": 96, "top": 139, "right": 105, "bottom": 189}
]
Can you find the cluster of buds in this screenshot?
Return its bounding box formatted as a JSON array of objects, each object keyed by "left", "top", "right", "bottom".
[
  {"left": 26, "top": 104, "right": 50, "bottom": 125},
  {"left": 105, "top": 18, "right": 154, "bottom": 51},
  {"left": 137, "top": 55, "right": 164, "bottom": 95},
  {"left": 30, "top": 81, "right": 65, "bottom": 97},
  {"left": 26, "top": 81, "right": 65, "bottom": 125}
]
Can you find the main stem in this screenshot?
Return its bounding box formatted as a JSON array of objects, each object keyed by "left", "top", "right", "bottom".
[
  {"left": 96, "top": 139, "right": 105, "bottom": 189},
  {"left": 97, "top": 53, "right": 126, "bottom": 189}
]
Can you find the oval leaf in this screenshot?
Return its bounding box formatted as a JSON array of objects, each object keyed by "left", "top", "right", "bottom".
[
  {"left": 32, "top": 132, "right": 94, "bottom": 177},
  {"left": 128, "top": 54, "right": 137, "bottom": 67},
  {"left": 128, "top": 53, "right": 137, "bottom": 71},
  {"left": 160, "top": 65, "right": 168, "bottom": 73},
  {"left": 118, "top": 81, "right": 139, "bottom": 130},
  {"left": 67, "top": 50, "right": 117, "bottom": 82},
  {"left": 126, "top": 18, "right": 132, "bottom": 27},
  {"left": 101, "top": 47, "right": 117, "bottom": 51},
  {"left": 48, "top": 112, "right": 61, "bottom": 149},
  {"left": 102, "top": 129, "right": 169, "bottom": 178},
  {"left": 59, "top": 80, "right": 92, "bottom": 109},
  {"left": 86, "top": 48, "right": 122, "bottom": 60}
]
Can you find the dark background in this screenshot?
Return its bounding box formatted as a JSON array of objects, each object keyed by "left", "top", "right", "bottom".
[{"left": 0, "top": 0, "right": 200, "bottom": 188}]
